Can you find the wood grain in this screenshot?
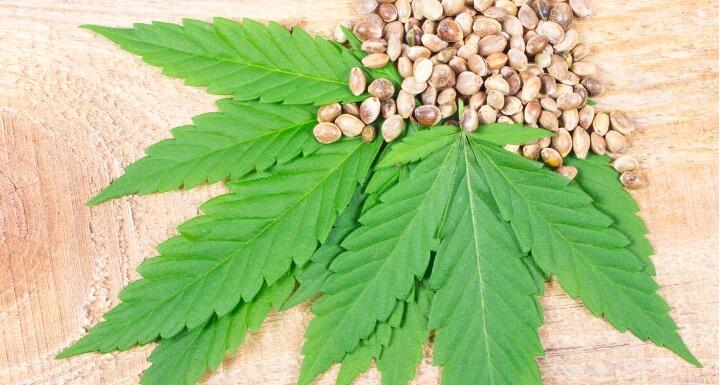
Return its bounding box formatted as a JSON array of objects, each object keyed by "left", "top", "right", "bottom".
[{"left": 0, "top": 1, "right": 717, "bottom": 384}]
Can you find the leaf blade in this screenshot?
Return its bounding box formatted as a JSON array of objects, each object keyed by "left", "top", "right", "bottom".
[
  {"left": 470, "top": 138, "right": 700, "bottom": 367},
  {"left": 428, "top": 139, "right": 543, "bottom": 385},
  {"left": 58, "top": 139, "right": 380, "bottom": 358},
  {"left": 83, "top": 19, "right": 363, "bottom": 105},
  {"left": 298, "top": 140, "right": 460, "bottom": 385},
  {"left": 139, "top": 277, "right": 294, "bottom": 385},
  {"left": 89, "top": 100, "right": 319, "bottom": 205},
  {"left": 377, "top": 287, "right": 430, "bottom": 385},
  {"left": 566, "top": 155, "right": 655, "bottom": 274},
  {"left": 282, "top": 185, "right": 367, "bottom": 310}
]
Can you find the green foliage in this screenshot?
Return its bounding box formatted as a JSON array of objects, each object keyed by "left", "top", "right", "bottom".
[
  {"left": 83, "top": 18, "right": 364, "bottom": 105},
  {"left": 64, "top": 15, "right": 699, "bottom": 385},
  {"left": 284, "top": 140, "right": 412, "bottom": 311},
  {"left": 566, "top": 155, "right": 656, "bottom": 274},
  {"left": 469, "top": 138, "right": 699, "bottom": 367},
  {"left": 140, "top": 276, "right": 295, "bottom": 385},
  {"left": 428, "top": 139, "right": 543, "bottom": 385},
  {"left": 58, "top": 139, "right": 380, "bottom": 358},
  {"left": 299, "top": 140, "right": 460, "bottom": 385},
  {"left": 90, "top": 99, "right": 319, "bottom": 204},
  {"left": 290, "top": 146, "right": 428, "bottom": 385}
]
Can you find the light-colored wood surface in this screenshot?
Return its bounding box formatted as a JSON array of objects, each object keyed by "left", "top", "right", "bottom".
[{"left": 0, "top": 1, "right": 717, "bottom": 384}]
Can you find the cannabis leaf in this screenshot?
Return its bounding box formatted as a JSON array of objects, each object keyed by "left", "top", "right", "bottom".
[
  {"left": 284, "top": 140, "right": 410, "bottom": 311},
  {"left": 140, "top": 276, "right": 294, "bottom": 385},
  {"left": 90, "top": 99, "right": 319, "bottom": 204},
  {"left": 429, "top": 138, "right": 543, "bottom": 385},
  {"left": 469, "top": 137, "right": 700, "bottom": 366},
  {"left": 299, "top": 140, "right": 460, "bottom": 385},
  {"left": 84, "top": 18, "right": 364, "bottom": 105},
  {"left": 59, "top": 139, "right": 380, "bottom": 358},
  {"left": 377, "top": 123, "right": 552, "bottom": 168},
  {"left": 567, "top": 155, "right": 655, "bottom": 274},
  {"left": 287, "top": 146, "right": 429, "bottom": 385},
  {"left": 63, "top": 12, "right": 699, "bottom": 385},
  {"left": 143, "top": 182, "right": 373, "bottom": 385}
]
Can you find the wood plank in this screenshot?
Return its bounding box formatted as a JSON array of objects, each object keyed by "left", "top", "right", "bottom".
[{"left": 0, "top": 1, "right": 717, "bottom": 384}]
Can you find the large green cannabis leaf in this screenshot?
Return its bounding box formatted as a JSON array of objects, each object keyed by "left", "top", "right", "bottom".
[
  {"left": 84, "top": 18, "right": 364, "bottom": 105},
  {"left": 298, "top": 127, "right": 553, "bottom": 385},
  {"left": 62, "top": 16, "right": 699, "bottom": 385}
]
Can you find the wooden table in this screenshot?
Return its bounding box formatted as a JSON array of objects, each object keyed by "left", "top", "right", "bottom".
[{"left": 0, "top": 1, "right": 717, "bottom": 384}]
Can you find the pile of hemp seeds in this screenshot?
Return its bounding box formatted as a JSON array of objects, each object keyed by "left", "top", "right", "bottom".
[{"left": 311, "top": 0, "right": 644, "bottom": 189}]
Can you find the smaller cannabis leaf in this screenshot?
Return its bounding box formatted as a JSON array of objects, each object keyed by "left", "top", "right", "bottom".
[
  {"left": 334, "top": 302, "right": 398, "bottom": 385},
  {"left": 90, "top": 100, "right": 319, "bottom": 204},
  {"left": 336, "top": 286, "right": 431, "bottom": 385},
  {"left": 299, "top": 139, "right": 460, "bottom": 385},
  {"left": 83, "top": 18, "right": 365, "bottom": 105},
  {"left": 376, "top": 285, "right": 431, "bottom": 385},
  {"left": 140, "top": 276, "right": 295, "bottom": 385},
  {"left": 289, "top": 145, "right": 429, "bottom": 385},
  {"left": 284, "top": 138, "right": 412, "bottom": 311}
]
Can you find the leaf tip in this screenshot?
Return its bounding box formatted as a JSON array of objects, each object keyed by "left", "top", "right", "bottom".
[
  {"left": 87, "top": 193, "right": 109, "bottom": 206},
  {"left": 55, "top": 339, "right": 93, "bottom": 359},
  {"left": 690, "top": 357, "right": 703, "bottom": 368},
  {"left": 79, "top": 24, "right": 115, "bottom": 35},
  {"left": 55, "top": 349, "right": 77, "bottom": 360},
  {"left": 673, "top": 343, "right": 703, "bottom": 368}
]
